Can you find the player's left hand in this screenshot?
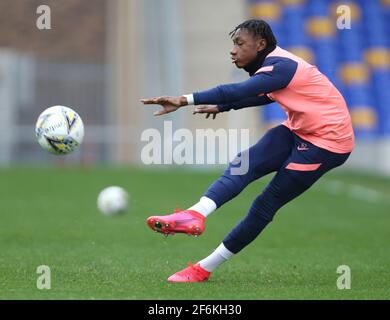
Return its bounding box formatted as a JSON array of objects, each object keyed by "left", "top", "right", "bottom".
[{"left": 193, "top": 105, "right": 220, "bottom": 120}]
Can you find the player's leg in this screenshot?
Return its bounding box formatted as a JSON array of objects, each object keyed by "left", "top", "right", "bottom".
[
  {"left": 147, "top": 125, "right": 294, "bottom": 236},
  {"left": 168, "top": 138, "right": 351, "bottom": 281},
  {"left": 203, "top": 141, "right": 351, "bottom": 274},
  {"left": 201, "top": 124, "right": 294, "bottom": 210}
]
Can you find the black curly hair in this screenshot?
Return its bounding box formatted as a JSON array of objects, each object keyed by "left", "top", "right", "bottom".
[{"left": 230, "top": 19, "right": 277, "bottom": 47}]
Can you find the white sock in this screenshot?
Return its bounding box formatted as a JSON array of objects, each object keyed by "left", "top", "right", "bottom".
[
  {"left": 188, "top": 196, "right": 217, "bottom": 218},
  {"left": 198, "top": 243, "right": 234, "bottom": 272}
]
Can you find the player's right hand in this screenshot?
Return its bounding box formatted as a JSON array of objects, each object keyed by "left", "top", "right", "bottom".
[
  {"left": 140, "top": 96, "right": 187, "bottom": 116},
  {"left": 193, "top": 105, "right": 220, "bottom": 120}
]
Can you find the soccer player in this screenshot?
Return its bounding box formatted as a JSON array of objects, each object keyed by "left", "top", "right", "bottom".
[{"left": 141, "top": 19, "right": 354, "bottom": 282}]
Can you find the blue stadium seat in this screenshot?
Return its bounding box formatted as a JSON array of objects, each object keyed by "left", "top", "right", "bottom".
[
  {"left": 283, "top": 4, "right": 307, "bottom": 46},
  {"left": 306, "top": 0, "right": 330, "bottom": 17},
  {"left": 372, "top": 70, "right": 390, "bottom": 134}
]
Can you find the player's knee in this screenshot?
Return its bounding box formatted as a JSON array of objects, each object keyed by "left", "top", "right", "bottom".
[
  {"left": 248, "top": 188, "right": 285, "bottom": 222},
  {"left": 247, "top": 200, "right": 275, "bottom": 223}
]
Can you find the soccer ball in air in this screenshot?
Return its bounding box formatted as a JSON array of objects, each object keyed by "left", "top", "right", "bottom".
[
  {"left": 35, "top": 106, "right": 84, "bottom": 155},
  {"left": 97, "top": 186, "right": 129, "bottom": 216}
]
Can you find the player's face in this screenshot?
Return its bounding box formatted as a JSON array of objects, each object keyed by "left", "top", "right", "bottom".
[{"left": 230, "top": 29, "right": 266, "bottom": 68}]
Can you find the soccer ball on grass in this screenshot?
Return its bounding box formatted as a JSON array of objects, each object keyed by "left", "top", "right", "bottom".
[{"left": 97, "top": 186, "right": 129, "bottom": 216}]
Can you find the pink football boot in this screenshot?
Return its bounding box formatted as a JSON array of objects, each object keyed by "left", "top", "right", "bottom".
[{"left": 146, "top": 209, "right": 205, "bottom": 236}]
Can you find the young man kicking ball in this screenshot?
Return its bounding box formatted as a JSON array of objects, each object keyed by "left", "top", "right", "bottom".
[{"left": 141, "top": 19, "right": 354, "bottom": 282}]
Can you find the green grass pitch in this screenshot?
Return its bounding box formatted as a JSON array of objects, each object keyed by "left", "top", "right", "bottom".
[{"left": 0, "top": 167, "right": 389, "bottom": 299}]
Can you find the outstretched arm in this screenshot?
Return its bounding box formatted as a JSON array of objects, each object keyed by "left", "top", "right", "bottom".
[
  {"left": 217, "top": 95, "right": 274, "bottom": 112},
  {"left": 192, "top": 58, "right": 297, "bottom": 105},
  {"left": 141, "top": 58, "right": 296, "bottom": 116},
  {"left": 192, "top": 95, "right": 274, "bottom": 120}
]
